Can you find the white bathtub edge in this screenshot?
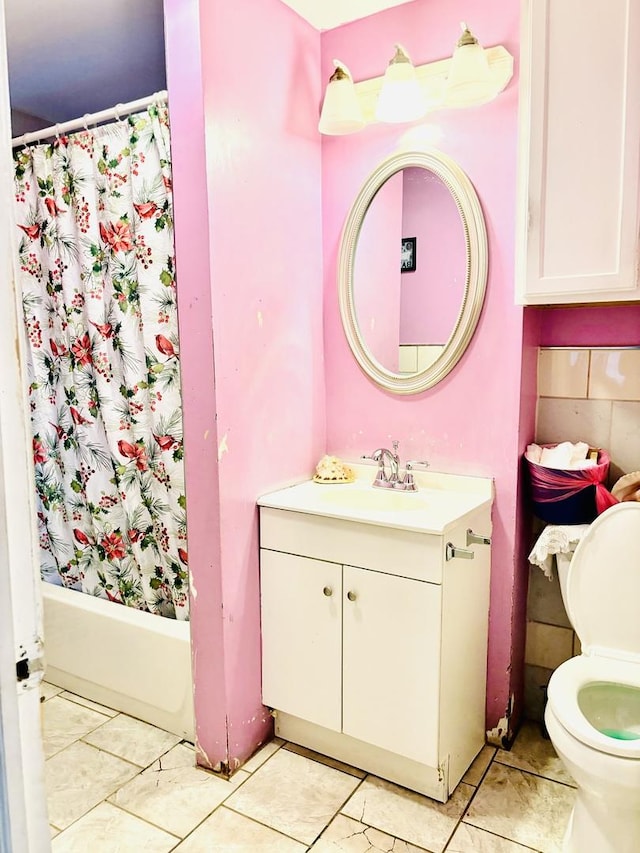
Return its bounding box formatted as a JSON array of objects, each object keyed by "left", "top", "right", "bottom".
[{"left": 42, "top": 583, "right": 195, "bottom": 741}]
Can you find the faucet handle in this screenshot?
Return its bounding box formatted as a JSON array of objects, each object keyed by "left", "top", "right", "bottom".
[
  {"left": 406, "top": 460, "right": 430, "bottom": 470},
  {"left": 399, "top": 459, "right": 429, "bottom": 492}
]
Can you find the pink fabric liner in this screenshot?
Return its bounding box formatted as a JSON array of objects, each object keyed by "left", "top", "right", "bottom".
[{"left": 528, "top": 450, "right": 619, "bottom": 515}]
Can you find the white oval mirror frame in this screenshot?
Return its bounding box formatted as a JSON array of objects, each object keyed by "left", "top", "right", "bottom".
[{"left": 338, "top": 149, "right": 488, "bottom": 395}]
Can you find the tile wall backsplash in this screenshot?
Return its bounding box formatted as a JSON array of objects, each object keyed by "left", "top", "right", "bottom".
[
  {"left": 398, "top": 345, "right": 443, "bottom": 374},
  {"left": 525, "top": 347, "right": 640, "bottom": 721},
  {"left": 535, "top": 347, "right": 640, "bottom": 481}
]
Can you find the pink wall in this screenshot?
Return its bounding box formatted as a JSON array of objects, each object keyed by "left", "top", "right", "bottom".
[
  {"left": 166, "top": 0, "right": 324, "bottom": 769},
  {"left": 198, "top": 0, "right": 324, "bottom": 767},
  {"left": 321, "top": 0, "right": 527, "bottom": 735},
  {"left": 400, "top": 168, "right": 466, "bottom": 344},
  {"left": 164, "top": 0, "right": 228, "bottom": 769},
  {"left": 355, "top": 171, "right": 403, "bottom": 369},
  {"left": 536, "top": 304, "right": 640, "bottom": 347}
]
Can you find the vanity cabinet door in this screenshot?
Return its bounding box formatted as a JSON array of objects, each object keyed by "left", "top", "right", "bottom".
[
  {"left": 260, "top": 550, "right": 342, "bottom": 731},
  {"left": 515, "top": 0, "right": 640, "bottom": 304},
  {"left": 341, "top": 565, "right": 441, "bottom": 766}
]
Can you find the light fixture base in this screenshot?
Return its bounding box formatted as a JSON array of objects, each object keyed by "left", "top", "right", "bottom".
[{"left": 351, "top": 44, "right": 513, "bottom": 126}]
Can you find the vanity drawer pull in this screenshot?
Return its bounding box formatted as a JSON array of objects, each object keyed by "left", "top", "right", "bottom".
[
  {"left": 323, "top": 586, "right": 333, "bottom": 597},
  {"left": 466, "top": 529, "right": 491, "bottom": 546},
  {"left": 347, "top": 590, "right": 357, "bottom": 602},
  {"left": 446, "top": 543, "right": 475, "bottom": 561}
]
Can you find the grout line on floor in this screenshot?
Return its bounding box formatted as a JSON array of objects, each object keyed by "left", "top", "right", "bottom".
[
  {"left": 53, "top": 801, "right": 183, "bottom": 845},
  {"left": 207, "top": 803, "right": 314, "bottom": 847},
  {"left": 441, "top": 752, "right": 506, "bottom": 852},
  {"left": 58, "top": 691, "right": 117, "bottom": 715},
  {"left": 281, "top": 741, "right": 365, "bottom": 778},
  {"left": 118, "top": 750, "right": 258, "bottom": 843},
  {"left": 77, "top": 728, "right": 183, "bottom": 770},
  {"left": 493, "top": 758, "right": 576, "bottom": 789},
  {"left": 443, "top": 818, "right": 542, "bottom": 853}
]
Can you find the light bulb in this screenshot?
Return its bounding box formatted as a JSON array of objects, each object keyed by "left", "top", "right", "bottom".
[{"left": 375, "top": 45, "right": 427, "bottom": 124}]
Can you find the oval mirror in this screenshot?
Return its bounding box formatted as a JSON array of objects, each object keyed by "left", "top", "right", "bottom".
[{"left": 338, "top": 149, "right": 488, "bottom": 394}]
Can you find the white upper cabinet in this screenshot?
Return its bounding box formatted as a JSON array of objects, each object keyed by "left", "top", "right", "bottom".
[{"left": 515, "top": 0, "right": 640, "bottom": 304}]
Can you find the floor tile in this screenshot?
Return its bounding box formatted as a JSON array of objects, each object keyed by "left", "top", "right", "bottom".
[
  {"left": 225, "top": 747, "right": 361, "bottom": 845},
  {"left": 495, "top": 721, "right": 575, "bottom": 786},
  {"left": 42, "top": 696, "right": 110, "bottom": 759},
  {"left": 462, "top": 745, "right": 496, "bottom": 786},
  {"left": 241, "top": 737, "right": 284, "bottom": 773},
  {"left": 284, "top": 742, "right": 366, "bottom": 778},
  {"left": 51, "top": 802, "right": 178, "bottom": 852},
  {"left": 41, "top": 682, "right": 64, "bottom": 701},
  {"left": 45, "top": 740, "right": 140, "bottom": 830},
  {"left": 446, "top": 823, "right": 537, "bottom": 852},
  {"left": 463, "top": 763, "right": 575, "bottom": 853},
  {"left": 109, "top": 743, "right": 249, "bottom": 838},
  {"left": 342, "top": 776, "right": 474, "bottom": 853},
  {"left": 60, "top": 691, "right": 119, "bottom": 718},
  {"left": 83, "top": 713, "right": 181, "bottom": 767},
  {"left": 311, "top": 813, "right": 426, "bottom": 852},
  {"left": 174, "top": 806, "right": 305, "bottom": 852}
]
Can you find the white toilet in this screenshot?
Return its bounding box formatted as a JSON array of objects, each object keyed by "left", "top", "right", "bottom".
[{"left": 545, "top": 502, "right": 640, "bottom": 853}]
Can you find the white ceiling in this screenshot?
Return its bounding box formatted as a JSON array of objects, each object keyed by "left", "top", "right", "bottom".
[
  {"left": 280, "top": 0, "right": 415, "bottom": 30},
  {"left": 5, "top": 0, "right": 413, "bottom": 128}
]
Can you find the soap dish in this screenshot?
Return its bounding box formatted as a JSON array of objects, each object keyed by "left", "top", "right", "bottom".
[
  {"left": 312, "top": 472, "right": 356, "bottom": 485},
  {"left": 313, "top": 454, "right": 355, "bottom": 484}
]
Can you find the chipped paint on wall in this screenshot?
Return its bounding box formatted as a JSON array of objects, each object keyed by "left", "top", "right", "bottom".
[
  {"left": 486, "top": 693, "right": 515, "bottom": 748},
  {"left": 217, "top": 432, "right": 228, "bottom": 461}
]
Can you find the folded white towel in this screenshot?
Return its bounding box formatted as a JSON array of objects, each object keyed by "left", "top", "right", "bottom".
[{"left": 529, "top": 524, "right": 591, "bottom": 578}]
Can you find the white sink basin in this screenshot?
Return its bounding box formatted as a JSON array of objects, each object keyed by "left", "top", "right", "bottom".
[
  {"left": 258, "top": 464, "right": 494, "bottom": 534},
  {"left": 319, "top": 487, "right": 429, "bottom": 512}
]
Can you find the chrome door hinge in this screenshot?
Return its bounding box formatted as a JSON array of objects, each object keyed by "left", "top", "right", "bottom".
[
  {"left": 445, "top": 543, "right": 474, "bottom": 561},
  {"left": 466, "top": 529, "right": 491, "bottom": 546}
]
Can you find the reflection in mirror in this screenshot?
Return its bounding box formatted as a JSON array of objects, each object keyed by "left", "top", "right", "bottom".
[
  {"left": 338, "top": 149, "right": 488, "bottom": 395},
  {"left": 353, "top": 166, "right": 466, "bottom": 375}
]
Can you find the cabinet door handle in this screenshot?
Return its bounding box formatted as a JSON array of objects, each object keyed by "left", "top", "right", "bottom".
[
  {"left": 323, "top": 586, "right": 333, "bottom": 597},
  {"left": 446, "top": 543, "right": 475, "bottom": 561},
  {"left": 347, "top": 590, "right": 357, "bottom": 602},
  {"left": 466, "top": 529, "right": 491, "bottom": 546}
]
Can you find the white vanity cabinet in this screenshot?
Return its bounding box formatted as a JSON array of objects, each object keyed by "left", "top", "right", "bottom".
[
  {"left": 258, "top": 474, "right": 492, "bottom": 802},
  {"left": 515, "top": 0, "right": 640, "bottom": 305}
]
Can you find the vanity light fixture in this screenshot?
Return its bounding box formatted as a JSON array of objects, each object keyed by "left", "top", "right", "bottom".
[
  {"left": 375, "top": 44, "right": 427, "bottom": 124},
  {"left": 318, "top": 60, "right": 365, "bottom": 135},
  {"left": 444, "top": 22, "right": 495, "bottom": 107},
  {"left": 318, "top": 26, "right": 513, "bottom": 135}
]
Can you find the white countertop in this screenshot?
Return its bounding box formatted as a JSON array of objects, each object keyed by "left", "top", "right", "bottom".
[{"left": 258, "top": 464, "right": 494, "bottom": 535}]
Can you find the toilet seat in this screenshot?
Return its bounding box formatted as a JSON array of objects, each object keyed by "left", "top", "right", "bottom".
[
  {"left": 547, "top": 503, "right": 640, "bottom": 758},
  {"left": 566, "top": 502, "right": 640, "bottom": 661},
  {"left": 547, "top": 655, "right": 640, "bottom": 758}
]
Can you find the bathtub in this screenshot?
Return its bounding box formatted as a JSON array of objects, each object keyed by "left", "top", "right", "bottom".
[{"left": 42, "top": 582, "right": 195, "bottom": 741}]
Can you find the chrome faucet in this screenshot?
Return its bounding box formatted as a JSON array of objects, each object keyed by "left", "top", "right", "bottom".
[{"left": 361, "top": 440, "right": 429, "bottom": 491}]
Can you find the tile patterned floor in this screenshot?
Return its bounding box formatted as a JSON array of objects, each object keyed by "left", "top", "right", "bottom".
[{"left": 42, "top": 683, "right": 576, "bottom": 852}]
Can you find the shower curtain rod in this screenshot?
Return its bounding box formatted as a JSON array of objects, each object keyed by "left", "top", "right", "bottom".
[{"left": 11, "top": 90, "right": 168, "bottom": 148}]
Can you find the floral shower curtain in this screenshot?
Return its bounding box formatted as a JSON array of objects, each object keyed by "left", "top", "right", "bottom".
[{"left": 14, "top": 104, "right": 189, "bottom": 620}]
